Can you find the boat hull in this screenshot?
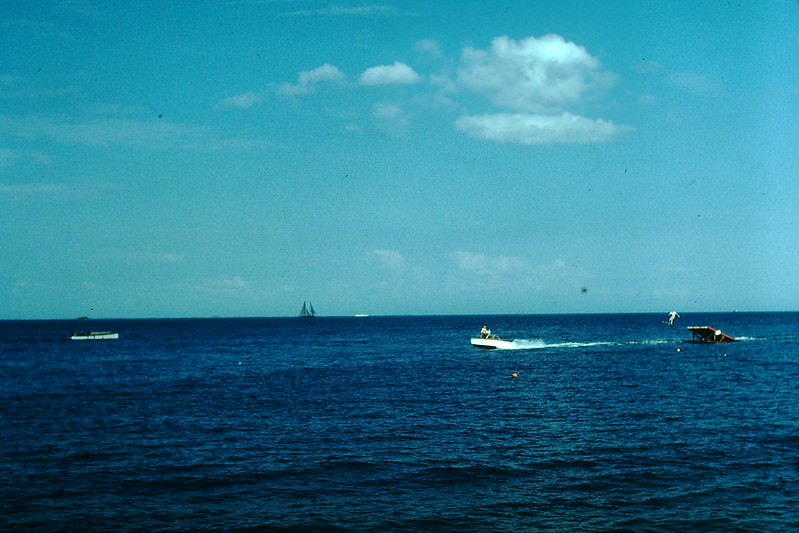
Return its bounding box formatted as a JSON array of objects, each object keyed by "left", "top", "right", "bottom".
[
  {"left": 470, "top": 337, "right": 515, "bottom": 349},
  {"left": 71, "top": 332, "right": 119, "bottom": 340}
]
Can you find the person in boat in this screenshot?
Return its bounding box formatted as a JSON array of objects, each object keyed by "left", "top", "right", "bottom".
[
  {"left": 480, "top": 325, "right": 491, "bottom": 339},
  {"left": 667, "top": 310, "right": 680, "bottom": 325}
]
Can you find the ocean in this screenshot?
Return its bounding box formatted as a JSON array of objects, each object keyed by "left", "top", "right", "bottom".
[{"left": 2, "top": 312, "right": 798, "bottom": 532}]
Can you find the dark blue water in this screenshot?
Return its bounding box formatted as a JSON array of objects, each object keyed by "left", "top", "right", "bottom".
[{"left": 2, "top": 313, "right": 799, "bottom": 531}]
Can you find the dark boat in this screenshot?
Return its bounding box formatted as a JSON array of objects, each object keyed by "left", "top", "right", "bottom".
[
  {"left": 299, "top": 301, "right": 317, "bottom": 318},
  {"left": 685, "top": 326, "right": 736, "bottom": 343}
]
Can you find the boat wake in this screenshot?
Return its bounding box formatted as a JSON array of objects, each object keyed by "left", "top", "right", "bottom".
[
  {"left": 498, "top": 338, "right": 682, "bottom": 350},
  {"left": 506, "top": 339, "right": 619, "bottom": 350},
  {"left": 500, "top": 339, "right": 546, "bottom": 350}
]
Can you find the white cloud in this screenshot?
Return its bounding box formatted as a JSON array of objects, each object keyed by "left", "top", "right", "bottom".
[
  {"left": 0, "top": 179, "right": 122, "bottom": 202},
  {"left": 0, "top": 114, "right": 209, "bottom": 148},
  {"left": 198, "top": 276, "right": 249, "bottom": 295},
  {"left": 299, "top": 63, "right": 346, "bottom": 84},
  {"left": 216, "top": 92, "right": 262, "bottom": 109},
  {"left": 457, "top": 34, "right": 614, "bottom": 112},
  {"left": 278, "top": 63, "right": 345, "bottom": 95},
  {"left": 284, "top": 5, "right": 400, "bottom": 16},
  {"left": 221, "top": 276, "right": 248, "bottom": 288},
  {"left": 668, "top": 71, "right": 716, "bottom": 93},
  {"left": 129, "top": 252, "right": 185, "bottom": 264},
  {"left": 0, "top": 114, "right": 265, "bottom": 152},
  {"left": 367, "top": 249, "right": 407, "bottom": 269},
  {"left": 0, "top": 148, "right": 51, "bottom": 167},
  {"left": 415, "top": 39, "right": 443, "bottom": 57},
  {"left": 359, "top": 61, "right": 420, "bottom": 85},
  {"left": 446, "top": 252, "right": 583, "bottom": 295},
  {"left": 0, "top": 182, "right": 70, "bottom": 196},
  {"left": 451, "top": 251, "right": 526, "bottom": 276},
  {"left": 11, "top": 280, "right": 41, "bottom": 294},
  {"left": 372, "top": 103, "right": 409, "bottom": 135},
  {"left": 455, "top": 112, "right": 630, "bottom": 145}
]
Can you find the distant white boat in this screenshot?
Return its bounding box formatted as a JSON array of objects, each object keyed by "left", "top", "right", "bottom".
[
  {"left": 354, "top": 314, "right": 369, "bottom": 318},
  {"left": 470, "top": 336, "right": 515, "bottom": 350},
  {"left": 71, "top": 331, "right": 119, "bottom": 340}
]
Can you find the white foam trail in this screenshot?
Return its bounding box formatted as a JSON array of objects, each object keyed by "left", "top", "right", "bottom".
[
  {"left": 505, "top": 339, "right": 547, "bottom": 350},
  {"left": 500, "top": 338, "right": 683, "bottom": 350}
]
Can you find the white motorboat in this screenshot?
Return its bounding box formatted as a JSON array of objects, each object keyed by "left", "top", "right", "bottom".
[
  {"left": 470, "top": 336, "right": 515, "bottom": 349},
  {"left": 71, "top": 331, "right": 119, "bottom": 340}
]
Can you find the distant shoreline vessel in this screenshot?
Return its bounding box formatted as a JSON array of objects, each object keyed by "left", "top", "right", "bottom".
[
  {"left": 71, "top": 331, "right": 119, "bottom": 340},
  {"left": 299, "top": 301, "right": 317, "bottom": 318}
]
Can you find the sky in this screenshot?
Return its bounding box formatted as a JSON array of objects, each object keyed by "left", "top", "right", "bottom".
[{"left": 1, "top": 0, "right": 798, "bottom": 319}]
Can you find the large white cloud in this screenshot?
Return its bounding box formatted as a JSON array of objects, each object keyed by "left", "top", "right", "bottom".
[
  {"left": 359, "top": 61, "right": 420, "bottom": 85},
  {"left": 451, "top": 34, "right": 630, "bottom": 145},
  {"left": 455, "top": 112, "right": 630, "bottom": 145},
  {"left": 457, "top": 34, "right": 613, "bottom": 112}
]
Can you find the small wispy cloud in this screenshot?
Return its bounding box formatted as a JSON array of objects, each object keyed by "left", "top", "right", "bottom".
[
  {"left": 0, "top": 179, "right": 125, "bottom": 204},
  {"left": 668, "top": 72, "right": 717, "bottom": 93},
  {"left": 11, "top": 280, "right": 41, "bottom": 294},
  {"left": 367, "top": 249, "right": 407, "bottom": 269},
  {"left": 0, "top": 114, "right": 208, "bottom": 148},
  {"left": 415, "top": 39, "right": 443, "bottom": 57},
  {"left": 446, "top": 252, "right": 581, "bottom": 294},
  {"left": 372, "top": 103, "right": 409, "bottom": 135},
  {"left": 0, "top": 182, "right": 69, "bottom": 196},
  {"left": 215, "top": 92, "right": 262, "bottom": 109},
  {"left": 198, "top": 275, "right": 250, "bottom": 295},
  {"left": 220, "top": 276, "right": 248, "bottom": 288},
  {"left": 0, "top": 114, "right": 266, "bottom": 152},
  {"left": 0, "top": 148, "right": 51, "bottom": 167},
  {"left": 451, "top": 251, "right": 526, "bottom": 276},
  {"left": 359, "top": 61, "right": 420, "bottom": 85},
  {"left": 129, "top": 252, "right": 185, "bottom": 264},
  {"left": 278, "top": 63, "right": 346, "bottom": 95},
  {"left": 283, "top": 5, "right": 401, "bottom": 16}
]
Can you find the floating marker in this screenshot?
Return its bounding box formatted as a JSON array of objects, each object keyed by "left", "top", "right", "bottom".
[{"left": 511, "top": 373, "right": 518, "bottom": 378}]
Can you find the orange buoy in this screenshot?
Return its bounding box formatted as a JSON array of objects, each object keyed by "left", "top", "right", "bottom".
[{"left": 511, "top": 373, "right": 518, "bottom": 378}]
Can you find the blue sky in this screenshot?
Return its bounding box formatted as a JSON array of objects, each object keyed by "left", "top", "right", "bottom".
[{"left": 1, "top": 1, "right": 798, "bottom": 319}]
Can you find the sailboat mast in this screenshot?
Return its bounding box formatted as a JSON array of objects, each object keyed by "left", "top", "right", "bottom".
[{"left": 299, "top": 301, "right": 316, "bottom": 318}]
